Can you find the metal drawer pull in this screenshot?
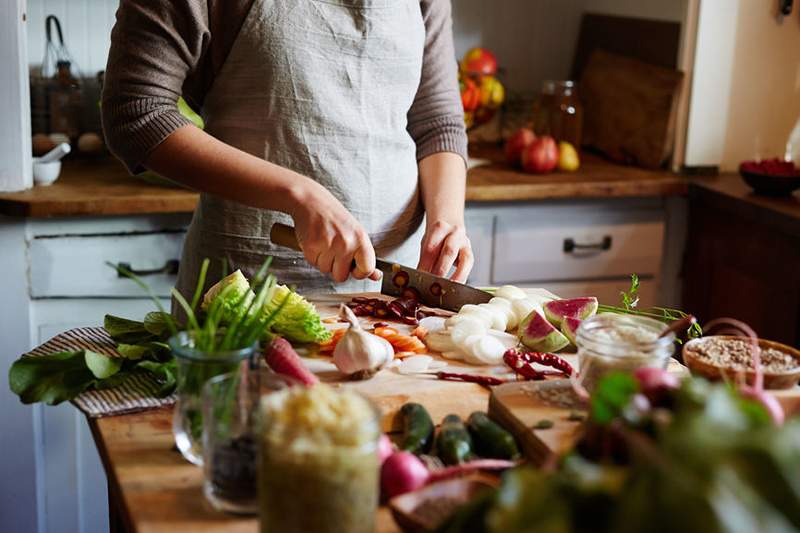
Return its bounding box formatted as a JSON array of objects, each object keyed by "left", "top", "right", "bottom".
[
  {"left": 563, "top": 236, "right": 612, "bottom": 253},
  {"left": 116, "top": 260, "right": 180, "bottom": 277}
]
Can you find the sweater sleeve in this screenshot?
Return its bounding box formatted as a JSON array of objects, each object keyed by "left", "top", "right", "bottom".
[
  {"left": 407, "top": 0, "right": 468, "bottom": 165},
  {"left": 101, "top": 0, "right": 210, "bottom": 174}
]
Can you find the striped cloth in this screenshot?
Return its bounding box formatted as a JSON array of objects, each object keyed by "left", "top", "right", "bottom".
[{"left": 26, "top": 327, "right": 175, "bottom": 418}]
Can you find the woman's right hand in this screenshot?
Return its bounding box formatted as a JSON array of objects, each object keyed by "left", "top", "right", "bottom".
[{"left": 288, "top": 178, "right": 380, "bottom": 283}]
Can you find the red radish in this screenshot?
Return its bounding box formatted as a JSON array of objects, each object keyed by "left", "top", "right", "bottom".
[
  {"left": 504, "top": 128, "right": 536, "bottom": 166},
  {"left": 378, "top": 434, "right": 394, "bottom": 465},
  {"left": 704, "top": 318, "right": 785, "bottom": 425},
  {"left": 634, "top": 367, "right": 680, "bottom": 393},
  {"left": 522, "top": 136, "right": 558, "bottom": 174},
  {"left": 381, "top": 451, "right": 430, "bottom": 499},
  {"left": 380, "top": 450, "right": 516, "bottom": 499},
  {"left": 264, "top": 337, "right": 319, "bottom": 386}
]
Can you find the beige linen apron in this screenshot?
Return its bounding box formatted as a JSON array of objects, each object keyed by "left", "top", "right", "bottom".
[{"left": 176, "top": 0, "right": 427, "bottom": 298}]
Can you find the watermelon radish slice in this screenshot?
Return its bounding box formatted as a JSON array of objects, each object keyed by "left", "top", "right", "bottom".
[
  {"left": 518, "top": 310, "right": 570, "bottom": 353},
  {"left": 561, "top": 317, "right": 582, "bottom": 346},
  {"left": 543, "top": 297, "right": 598, "bottom": 327}
]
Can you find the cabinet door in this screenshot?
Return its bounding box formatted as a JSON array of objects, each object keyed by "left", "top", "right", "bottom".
[{"left": 32, "top": 299, "right": 169, "bottom": 533}]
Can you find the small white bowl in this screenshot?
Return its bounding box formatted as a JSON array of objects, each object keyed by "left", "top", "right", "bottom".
[{"left": 32, "top": 159, "right": 62, "bottom": 186}]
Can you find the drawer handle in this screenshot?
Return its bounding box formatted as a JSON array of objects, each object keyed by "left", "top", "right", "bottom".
[
  {"left": 116, "top": 260, "right": 180, "bottom": 277},
  {"left": 563, "top": 236, "right": 612, "bottom": 253}
]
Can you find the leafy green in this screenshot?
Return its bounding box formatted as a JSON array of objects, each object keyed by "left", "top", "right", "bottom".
[
  {"left": 84, "top": 350, "right": 123, "bottom": 379},
  {"left": 200, "top": 269, "right": 255, "bottom": 324},
  {"left": 9, "top": 352, "right": 101, "bottom": 405},
  {"left": 590, "top": 373, "right": 639, "bottom": 425},
  {"left": 620, "top": 273, "right": 640, "bottom": 310},
  {"left": 103, "top": 315, "right": 156, "bottom": 344},
  {"left": 263, "top": 284, "right": 331, "bottom": 343}
]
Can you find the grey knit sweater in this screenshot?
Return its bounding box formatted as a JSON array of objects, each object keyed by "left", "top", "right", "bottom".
[{"left": 101, "top": 0, "right": 467, "bottom": 173}]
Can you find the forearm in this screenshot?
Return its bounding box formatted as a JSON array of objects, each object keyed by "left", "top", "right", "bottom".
[
  {"left": 418, "top": 151, "right": 467, "bottom": 226},
  {"left": 145, "top": 125, "right": 308, "bottom": 215}
]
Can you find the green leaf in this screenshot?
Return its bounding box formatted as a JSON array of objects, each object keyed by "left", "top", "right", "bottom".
[
  {"left": 143, "top": 312, "right": 173, "bottom": 338},
  {"left": 104, "top": 315, "right": 156, "bottom": 344},
  {"left": 135, "top": 359, "right": 177, "bottom": 397},
  {"left": 84, "top": 350, "right": 123, "bottom": 379},
  {"left": 590, "top": 373, "right": 639, "bottom": 425},
  {"left": 116, "top": 344, "right": 149, "bottom": 360},
  {"left": 9, "top": 352, "right": 97, "bottom": 405}
]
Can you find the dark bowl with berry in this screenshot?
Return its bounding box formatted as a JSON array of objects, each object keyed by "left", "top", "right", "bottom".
[{"left": 739, "top": 159, "right": 800, "bottom": 196}]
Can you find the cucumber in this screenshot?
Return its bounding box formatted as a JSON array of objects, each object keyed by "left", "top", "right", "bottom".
[
  {"left": 398, "top": 403, "right": 435, "bottom": 454},
  {"left": 467, "top": 412, "right": 520, "bottom": 460},
  {"left": 435, "top": 414, "right": 474, "bottom": 465}
]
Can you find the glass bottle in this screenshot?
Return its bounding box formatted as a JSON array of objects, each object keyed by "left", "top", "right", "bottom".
[
  {"left": 531, "top": 80, "right": 583, "bottom": 146},
  {"left": 169, "top": 332, "right": 256, "bottom": 465},
  {"left": 574, "top": 314, "right": 675, "bottom": 393},
  {"left": 48, "top": 60, "right": 82, "bottom": 139}
]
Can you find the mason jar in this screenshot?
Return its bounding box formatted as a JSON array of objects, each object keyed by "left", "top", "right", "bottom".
[
  {"left": 575, "top": 314, "right": 675, "bottom": 393},
  {"left": 169, "top": 332, "right": 256, "bottom": 465}
]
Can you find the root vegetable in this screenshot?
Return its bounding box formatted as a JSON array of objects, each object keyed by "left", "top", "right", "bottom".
[
  {"left": 478, "top": 303, "right": 508, "bottom": 331},
  {"left": 511, "top": 299, "right": 538, "bottom": 324},
  {"left": 451, "top": 318, "right": 488, "bottom": 345},
  {"left": 424, "top": 330, "right": 457, "bottom": 353},
  {"left": 381, "top": 451, "right": 429, "bottom": 499},
  {"left": 495, "top": 285, "right": 527, "bottom": 300},
  {"left": 264, "top": 337, "right": 319, "bottom": 386}
]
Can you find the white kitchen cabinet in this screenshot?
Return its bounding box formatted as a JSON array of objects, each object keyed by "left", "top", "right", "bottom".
[
  {"left": 0, "top": 213, "right": 191, "bottom": 533},
  {"left": 465, "top": 197, "right": 674, "bottom": 308}
]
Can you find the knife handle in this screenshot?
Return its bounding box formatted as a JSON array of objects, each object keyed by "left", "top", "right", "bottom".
[{"left": 270, "top": 223, "right": 302, "bottom": 252}]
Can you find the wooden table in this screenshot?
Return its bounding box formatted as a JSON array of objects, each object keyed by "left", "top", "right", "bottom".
[{"left": 89, "top": 408, "right": 402, "bottom": 533}]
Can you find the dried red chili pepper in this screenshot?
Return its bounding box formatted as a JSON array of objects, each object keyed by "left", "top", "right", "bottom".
[
  {"left": 437, "top": 372, "right": 507, "bottom": 387},
  {"left": 516, "top": 350, "right": 574, "bottom": 377}
]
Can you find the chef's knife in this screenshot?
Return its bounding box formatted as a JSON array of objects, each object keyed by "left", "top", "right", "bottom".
[{"left": 269, "top": 223, "right": 491, "bottom": 311}]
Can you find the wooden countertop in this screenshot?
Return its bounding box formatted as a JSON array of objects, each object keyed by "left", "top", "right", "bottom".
[
  {"left": 89, "top": 408, "right": 401, "bottom": 533},
  {"left": 0, "top": 160, "right": 199, "bottom": 217},
  {"left": 689, "top": 174, "right": 800, "bottom": 237},
  {"left": 0, "top": 148, "right": 687, "bottom": 218}
]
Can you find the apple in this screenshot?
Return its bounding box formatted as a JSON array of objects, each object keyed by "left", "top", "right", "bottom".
[
  {"left": 461, "top": 48, "right": 498, "bottom": 77},
  {"left": 504, "top": 128, "right": 536, "bottom": 166},
  {"left": 521, "top": 136, "right": 558, "bottom": 174}
]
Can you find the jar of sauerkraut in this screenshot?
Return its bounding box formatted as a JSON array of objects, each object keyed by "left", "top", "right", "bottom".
[{"left": 258, "top": 385, "right": 380, "bottom": 533}]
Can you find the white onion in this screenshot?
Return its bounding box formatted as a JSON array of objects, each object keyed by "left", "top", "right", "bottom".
[
  {"left": 495, "top": 285, "right": 527, "bottom": 300},
  {"left": 478, "top": 303, "right": 508, "bottom": 331},
  {"left": 418, "top": 316, "right": 446, "bottom": 333},
  {"left": 450, "top": 318, "right": 487, "bottom": 345},
  {"left": 511, "top": 298, "right": 539, "bottom": 324},
  {"left": 424, "top": 330, "right": 456, "bottom": 353},
  {"left": 398, "top": 355, "right": 434, "bottom": 374}
]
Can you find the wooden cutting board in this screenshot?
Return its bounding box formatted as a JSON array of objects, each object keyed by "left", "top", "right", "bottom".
[{"left": 304, "top": 291, "right": 557, "bottom": 433}]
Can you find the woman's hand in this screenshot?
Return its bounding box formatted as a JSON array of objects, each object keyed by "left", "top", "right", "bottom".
[
  {"left": 416, "top": 152, "right": 473, "bottom": 283},
  {"left": 289, "top": 179, "right": 380, "bottom": 283},
  {"left": 418, "top": 219, "right": 473, "bottom": 282}
]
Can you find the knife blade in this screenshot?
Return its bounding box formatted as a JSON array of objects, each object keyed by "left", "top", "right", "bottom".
[{"left": 269, "top": 223, "right": 490, "bottom": 311}]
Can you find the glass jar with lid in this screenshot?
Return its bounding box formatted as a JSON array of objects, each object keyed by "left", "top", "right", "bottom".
[
  {"left": 531, "top": 80, "right": 583, "bottom": 147},
  {"left": 574, "top": 314, "right": 675, "bottom": 393}
]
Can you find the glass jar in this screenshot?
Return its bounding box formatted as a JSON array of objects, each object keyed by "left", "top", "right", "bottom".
[
  {"left": 169, "top": 332, "right": 256, "bottom": 465},
  {"left": 258, "top": 386, "right": 381, "bottom": 533},
  {"left": 531, "top": 80, "right": 583, "bottom": 146},
  {"left": 575, "top": 314, "right": 675, "bottom": 393},
  {"left": 202, "top": 369, "right": 290, "bottom": 514}
]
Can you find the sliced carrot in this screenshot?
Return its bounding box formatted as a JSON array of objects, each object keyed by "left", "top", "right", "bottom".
[
  {"left": 411, "top": 326, "right": 428, "bottom": 340},
  {"left": 374, "top": 326, "right": 400, "bottom": 338},
  {"left": 318, "top": 328, "right": 346, "bottom": 354},
  {"left": 384, "top": 333, "right": 427, "bottom": 354}
]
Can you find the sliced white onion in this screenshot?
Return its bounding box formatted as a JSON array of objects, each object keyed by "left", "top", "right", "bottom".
[
  {"left": 424, "top": 330, "right": 456, "bottom": 353},
  {"left": 461, "top": 334, "right": 489, "bottom": 365},
  {"left": 487, "top": 329, "right": 519, "bottom": 350},
  {"left": 442, "top": 350, "right": 466, "bottom": 361},
  {"left": 418, "top": 316, "right": 446, "bottom": 333},
  {"left": 398, "top": 355, "right": 434, "bottom": 374},
  {"left": 469, "top": 335, "right": 507, "bottom": 365},
  {"left": 458, "top": 304, "right": 494, "bottom": 326},
  {"left": 450, "top": 317, "right": 488, "bottom": 345},
  {"left": 489, "top": 296, "right": 513, "bottom": 309},
  {"left": 486, "top": 301, "right": 517, "bottom": 330},
  {"left": 495, "top": 285, "right": 527, "bottom": 300},
  {"left": 427, "top": 360, "right": 448, "bottom": 371},
  {"left": 478, "top": 303, "right": 507, "bottom": 331}
]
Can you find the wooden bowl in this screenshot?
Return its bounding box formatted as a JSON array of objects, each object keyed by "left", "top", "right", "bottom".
[
  {"left": 389, "top": 475, "right": 498, "bottom": 532},
  {"left": 683, "top": 336, "right": 800, "bottom": 390}
]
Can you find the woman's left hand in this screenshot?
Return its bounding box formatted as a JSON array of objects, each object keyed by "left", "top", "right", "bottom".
[{"left": 418, "top": 219, "right": 474, "bottom": 282}]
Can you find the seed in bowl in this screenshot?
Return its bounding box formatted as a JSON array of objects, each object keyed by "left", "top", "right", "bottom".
[{"left": 688, "top": 337, "right": 798, "bottom": 374}]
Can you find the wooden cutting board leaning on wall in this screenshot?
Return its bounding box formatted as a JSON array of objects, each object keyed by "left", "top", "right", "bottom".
[{"left": 579, "top": 49, "right": 684, "bottom": 169}]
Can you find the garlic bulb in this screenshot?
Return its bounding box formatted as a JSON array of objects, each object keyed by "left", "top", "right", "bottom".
[{"left": 333, "top": 304, "right": 394, "bottom": 380}]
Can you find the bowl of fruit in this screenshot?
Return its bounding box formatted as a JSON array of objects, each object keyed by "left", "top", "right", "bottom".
[
  {"left": 739, "top": 158, "right": 800, "bottom": 196},
  {"left": 459, "top": 47, "right": 505, "bottom": 131}
]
